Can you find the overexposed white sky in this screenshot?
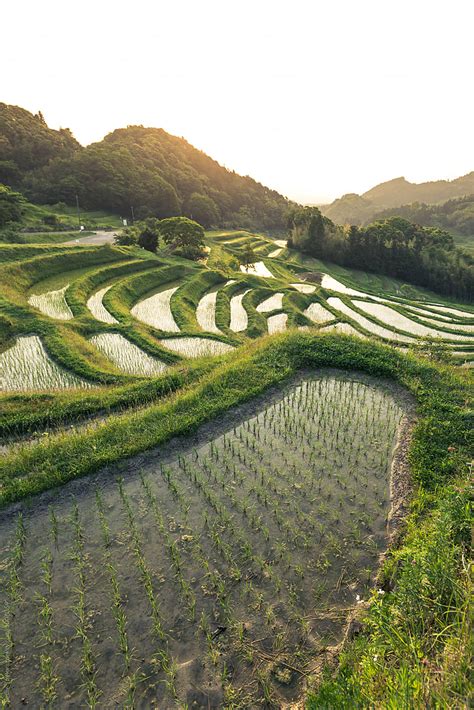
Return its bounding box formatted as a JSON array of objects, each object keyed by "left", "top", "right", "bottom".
[{"left": 3, "top": 0, "right": 473, "bottom": 203}]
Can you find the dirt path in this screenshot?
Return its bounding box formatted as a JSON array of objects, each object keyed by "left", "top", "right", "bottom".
[{"left": 62, "top": 230, "right": 118, "bottom": 246}]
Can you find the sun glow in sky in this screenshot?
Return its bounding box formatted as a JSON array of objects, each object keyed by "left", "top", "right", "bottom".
[{"left": 3, "top": 0, "right": 473, "bottom": 203}]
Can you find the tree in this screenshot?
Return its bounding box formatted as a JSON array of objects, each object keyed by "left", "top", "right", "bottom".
[
  {"left": 158, "top": 217, "right": 205, "bottom": 260},
  {"left": 240, "top": 240, "right": 257, "bottom": 270},
  {"left": 138, "top": 227, "right": 158, "bottom": 252},
  {"left": 114, "top": 228, "right": 138, "bottom": 246},
  {"left": 0, "top": 184, "right": 26, "bottom": 227},
  {"left": 186, "top": 192, "right": 220, "bottom": 228}
]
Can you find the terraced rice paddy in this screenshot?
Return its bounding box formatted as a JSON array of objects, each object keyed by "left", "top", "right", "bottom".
[
  {"left": 196, "top": 287, "right": 221, "bottom": 333},
  {"left": 28, "top": 286, "right": 73, "bottom": 320},
  {"left": 90, "top": 334, "right": 167, "bottom": 376},
  {"left": 158, "top": 337, "right": 234, "bottom": 358},
  {"left": 86, "top": 286, "right": 118, "bottom": 324},
  {"left": 304, "top": 302, "right": 335, "bottom": 324},
  {"left": 353, "top": 301, "right": 474, "bottom": 342},
  {"left": 0, "top": 372, "right": 410, "bottom": 706},
  {"left": 267, "top": 313, "right": 288, "bottom": 334},
  {"left": 0, "top": 336, "right": 91, "bottom": 391},
  {"left": 229, "top": 289, "right": 251, "bottom": 332},
  {"left": 327, "top": 298, "right": 414, "bottom": 343},
  {"left": 426, "top": 304, "right": 474, "bottom": 319},
  {"left": 256, "top": 292, "right": 284, "bottom": 312},
  {"left": 320, "top": 322, "right": 367, "bottom": 338},
  {"left": 268, "top": 248, "right": 283, "bottom": 258},
  {"left": 240, "top": 261, "right": 274, "bottom": 278},
  {"left": 131, "top": 286, "right": 180, "bottom": 332},
  {"left": 291, "top": 283, "right": 316, "bottom": 294}
]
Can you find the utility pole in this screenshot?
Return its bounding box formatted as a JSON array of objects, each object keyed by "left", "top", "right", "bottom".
[
  {"left": 75, "top": 194, "right": 81, "bottom": 229},
  {"left": 130, "top": 206, "right": 135, "bottom": 224}
]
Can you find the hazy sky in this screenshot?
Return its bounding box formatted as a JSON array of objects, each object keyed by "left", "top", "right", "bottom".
[{"left": 3, "top": 0, "right": 473, "bottom": 203}]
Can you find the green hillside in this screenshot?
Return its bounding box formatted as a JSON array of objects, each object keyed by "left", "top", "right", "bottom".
[{"left": 0, "top": 103, "right": 293, "bottom": 231}]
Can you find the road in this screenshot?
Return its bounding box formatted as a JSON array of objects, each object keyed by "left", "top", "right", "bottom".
[{"left": 62, "top": 230, "right": 118, "bottom": 246}]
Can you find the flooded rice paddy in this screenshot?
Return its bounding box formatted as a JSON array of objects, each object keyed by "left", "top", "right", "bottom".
[
  {"left": 90, "top": 334, "right": 167, "bottom": 376},
  {"left": 0, "top": 371, "right": 412, "bottom": 707}
]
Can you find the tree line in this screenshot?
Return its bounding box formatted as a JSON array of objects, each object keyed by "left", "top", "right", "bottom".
[{"left": 288, "top": 207, "right": 473, "bottom": 301}]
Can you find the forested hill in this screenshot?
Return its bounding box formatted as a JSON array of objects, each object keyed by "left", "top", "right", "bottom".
[
  {"left": 0, "top": 103, "right": 292, "bottom": 230},
  {"left": 321, "top": 173, "right": 474, "bottom": 226}
]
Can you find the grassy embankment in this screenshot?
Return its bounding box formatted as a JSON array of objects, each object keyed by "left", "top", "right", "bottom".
[{"left": 0, "top": 331, "right": 471, "bottom": 706}]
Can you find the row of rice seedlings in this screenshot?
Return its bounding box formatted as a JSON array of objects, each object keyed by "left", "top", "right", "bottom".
[
  {"left": 239, "top": 262, "right": 275, "bottom": 278},
  {"left": 95, "top": 492, "right": 132, "bottom": 674},
  {"left": 195, "top": 287, "right": 222, "bottom": 333},
  {"left": 353, "top": 300, "right": 474, "bottom": 342},
  {"left": 188, "top": 452, "right": 311, "bottom": 622},
  {"left": 303, "top": 301, "right": 334, "bottom": 324},
  {"left": 229, "top": 289, "right": 251, "bottom": 332},
  {"left": 35, "top": 546, "right": 60, "bottom": 705},
  {"left": 131, "top": 286, "right": 180, "bottom": 332},
  {"left": 0, "top": 514, "right": 27, "bottom": 706},
  {"left": 138, "top": 474, "right": 197, "bottom": 621},
  {"left": 158, "top": 336, "right": 234, "bottom": 359},
  {"left": 86, "top": 285, "right": 118, "bottom": 324},
  {"left": 267, "top": 313, "right": 288, "bottom": 334},
  {"left": 0, "top": 335, "right": 92, "bottom": 391},
  {"left": 256, "top": 292, "right": 284, "bottom": 313},
  {"left": 149, "top": 465, "right": 241, "bottom": 670},
  {"left": 116, "top": 478, "right": 179, "bottom": 700},
  {"left": 326, "top": 298, "right": 412, "bottom": 342},
  {"left": 90, "top": 333, "right": 167, "bottom": 376},
  {"left": 70, "top": 504, "right": 101, "bottom": 708},
  {"left": 28, "top": 285, "right": 74, "bottom": 320},
  {"left": 169, "top": 454, "right": 294, "bottom": 624}
]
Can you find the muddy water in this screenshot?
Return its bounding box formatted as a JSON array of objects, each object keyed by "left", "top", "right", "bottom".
[{"left": 0, "top": 370, "right": 415, "bottom": 708}]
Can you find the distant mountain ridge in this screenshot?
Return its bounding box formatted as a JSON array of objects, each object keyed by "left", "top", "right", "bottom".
[
  {"left": 321, "top": 172, "right": 474, "bottom": 225},
  {"left": 0, "top": 102, "right": 293, "bottom": 230}
]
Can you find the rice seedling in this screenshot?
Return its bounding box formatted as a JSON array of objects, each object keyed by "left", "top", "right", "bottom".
[
  {"left": 69, "top": 504, "right": 101, "bottom": 708},
  {"left": 0, "top": 514, "right": 27, "bottom": 707},
  {"left": 0, "top": 335, "right": 92, "bottom": 391},
  {"left": 28, "top": 285, "right": 74, "bottom": 320},
  {"left": 90, "top": 333, "right": 167, "bottom": 376}
]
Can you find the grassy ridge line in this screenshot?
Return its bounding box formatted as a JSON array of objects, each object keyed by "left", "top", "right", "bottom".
[
  {"left": 170, "top": 270, "right": 225, "bottom": 332},
  {"left": 102, "top": 263, "right": 192, "bottom": 322},
  {"left": 0, "top": 332, "right": 468, "bottom": 502},
  {"left": 65, "top": 255, "right": 162, "bottom": 319},
  {"left": 0, "top": 359, "right": 214, "bottom": 438},
  {"left": 0, "top": 245, "right": 132, "bottom": 304},
  {"left": 0, "top": 243, "right": 89, "bottom": 263}
]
